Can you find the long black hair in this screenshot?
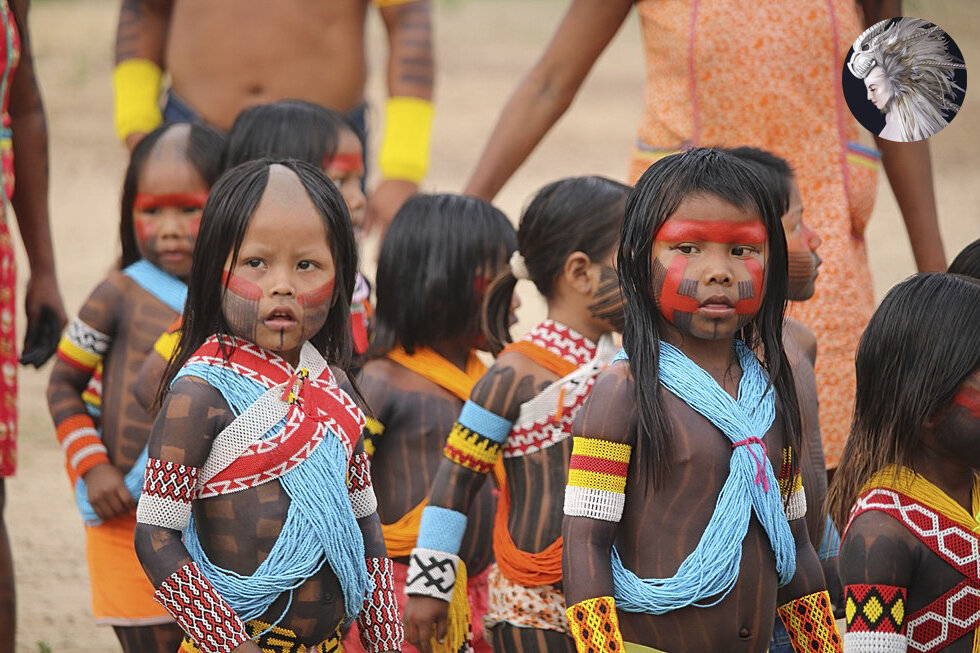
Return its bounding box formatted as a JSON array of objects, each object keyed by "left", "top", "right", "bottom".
[
  {"left": 826, "top": 273, "right": 980, "bottom": 529},
  {"left": 120, "top": 122, "right": 225, "bottom": 268},
  {"left": 948, "top": 238, "right": 980, "bottom": 279},
  {"left": 222, "top": 99, "right": 355, "bottom": 170},
  {"left": 725, "top": 146, "right": 794, "bottom": 216},
  {"left": 370, "top": 194, "right": 516, "bottom": 356},
  {"left": 482, "top": 175, "right": 630, "bottom": 354},
  {"left": 619, "top": 147, "right": 800, "bottom": 488},
  {"left": 159, "top": 158, "right": 359, "bottom": 399}
]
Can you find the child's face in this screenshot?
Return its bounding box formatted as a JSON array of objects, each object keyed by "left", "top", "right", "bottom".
[
  {"left": 650, "top": 194, "right": 767, "bottom": 341},
  {"left": 936, "top": 369, "right": 980, "bottom": 464},
  {"left": 324, "top": 129, "right": 366, "bottom": 240},
  {"left": 134, "top": 125, "right": 208, "bottom": 280},
  {"left": 221, "top": 166, "right": 336, "bottom": 365},
  {"left": 782, "top": 182, "right": 822, "bottom": 302}
]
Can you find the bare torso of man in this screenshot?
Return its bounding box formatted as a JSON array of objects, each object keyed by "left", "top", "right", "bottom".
[{"left": 166, "top": 0, "right": 369, "bottom": 129}]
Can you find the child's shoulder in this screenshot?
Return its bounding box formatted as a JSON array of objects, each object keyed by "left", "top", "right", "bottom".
[
  {"left": 783, "top": 317, "right": 817, "bottom": 367},
  {"left": 74, "top": 272, "right": 131, "bottom": 329},
  {"left": 572, "top": 359, "right": 637, "bottom": 446}
]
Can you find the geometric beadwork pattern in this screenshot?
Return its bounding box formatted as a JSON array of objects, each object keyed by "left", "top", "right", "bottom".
[
  {"left": 154, "top": 562, "right": 249, "bottom": 653},
  {"left": 405, "top": 547, "right": 460, "bottom": 602},
  {"left": 357, "top": 557, "right": 404, "bottom": 652},
  {"left": 777, "top": 446, "right": 807, "bottom": 521},
  {"left": 565, "top": 595, "right": 625, "bottom": 652},
  {"left": 845, "top": 584, "right": 907, "bottom": 634},
  {"left": 347, "top": 451, "right": 378, "bottom": 519},
  {"left": 776, "top": 590, "right": 843, "bottom": 652},
  {"left": 443, "top": 421, "right": 502, "bottom": 475},
  {"left": 564, "top": 436, "right": 632, "bottom": 523},
  {"left": 848, "top": 487, "right": 980, "bottom": 652},
  {"left": 178, "top": 618, "right": 343, "bottom": 653},
  {"left": 57, "top": 317, "right": 111, "bottom": 372},
  {"left": 136, "top": 458, "right": 200, "bottom": 530},
  {"left": 525, "top": 320, "right": 597, "bottom": 369}
]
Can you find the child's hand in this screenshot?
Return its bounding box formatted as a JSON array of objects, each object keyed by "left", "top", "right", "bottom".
[
  {"left": 403, "top": 595, "right": 449, "bottom": 653},
  {"left": 83, "top": 463, "right": 135, "bottom": 521}
]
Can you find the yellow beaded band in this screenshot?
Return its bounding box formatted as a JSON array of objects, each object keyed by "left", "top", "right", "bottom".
[
  {"left": 113, "top": 59, "right": 164, "bottom": 142},
  {"left": 566, "top": 595, "right": 625, "bottom": 653},
  {"left": 379, "top": 96, "right": 433, "bottom": 183},
  {"left": 777, "top": 590, "right": 843, "bottom": 653},
  {"left": 443, "top": 421, "right": 501, "bottom": 474}
]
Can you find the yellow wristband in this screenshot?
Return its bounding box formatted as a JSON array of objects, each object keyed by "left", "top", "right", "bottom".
[
  {"left": 566, "top": 596, "right": 625, "bottom": 653},
  {"left": 379, "top": 96, "right": 433, "bottom": 183},
  {"left": 113, "top": 59, "right": 164, "bottom": 142}
]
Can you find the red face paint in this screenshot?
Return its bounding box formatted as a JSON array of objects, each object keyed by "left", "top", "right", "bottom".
[
  {"left": 297, "top": 280, "right": 335, "bottom": 307},
  {"left": 325, "top": 152, "right": 364, "bottom": 175},
  {"left": 222, "top": 270, "right": 263, "bottom": 301},
  {"left": 658, "top": 256, "right": 700, "bottom": 323},
  {"left": 953, "top": 386, "right": 980, "bottom": 419},
  {"left": 734, "top": 258, "right": 764, "bottom": 316},
  {"left": 133, "top": 191, "right": 209, "bottom": 213},
  {"left": 133, "top": 215, "right": 155, "bottom": 243},
  {"left": 656, "top": 219, "right": 767, "bottom": 245},
  {"left": 188, "top": 216, "right": 202, "bottom": 238}
]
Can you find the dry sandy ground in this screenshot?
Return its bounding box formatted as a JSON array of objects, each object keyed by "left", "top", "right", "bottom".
[{"left": 6, "top": 0, "right": 979, "bottom": 650}]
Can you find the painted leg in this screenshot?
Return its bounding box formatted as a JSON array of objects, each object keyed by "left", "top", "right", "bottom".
[
  {"left": 0, "top": 480, "right": 14, "bottom": 653},
  {"left": 489, "top": 622, "right": 576, "bottom": 653}
]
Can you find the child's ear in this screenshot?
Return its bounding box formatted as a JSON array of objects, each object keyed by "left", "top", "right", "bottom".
[{"left": 562, "top": 251, "right": 594, "bottom": 295}]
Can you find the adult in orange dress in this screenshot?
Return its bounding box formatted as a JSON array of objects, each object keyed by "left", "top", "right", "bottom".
[
  {"left": 464, "top": 0, "right": 947, "bottom": 471},
  {"left": 0, "top": 0, "right": 69, "bottom": 650}
]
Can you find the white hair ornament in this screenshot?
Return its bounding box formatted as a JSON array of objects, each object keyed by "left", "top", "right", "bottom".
[{"left": 509, "top": 251, "right": 530, "bottom": 280}]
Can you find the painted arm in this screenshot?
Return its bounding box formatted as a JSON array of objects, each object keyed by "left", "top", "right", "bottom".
[
  {"left": 463, "top": 0, "right": 632, "bottom": 201},
  {"left": 8, "top": 0, "right": 66, "bottom": 368},
  {"left": 368, "top": 0, "right": 434, "bottom": 233},
  {"left": 402, "top": 359, "right": 530, "bottom": 653},
  {"left": 562, "top": 365, "right": 636, "bottom": 652},
  {"left": 45, "top": 279, "right": 129, "bottom": 520},
  {"left": 133, "top": 376, "right": 261, "bottom": 653},
  {"left": 113, "top": 0, "right": 173, "bottom": 147},
  {"left": 837, "top": 511, "right": 914, "bottom": 652},
  {"left": 348, "top": 434, "right": 404, "bottom": 653}
]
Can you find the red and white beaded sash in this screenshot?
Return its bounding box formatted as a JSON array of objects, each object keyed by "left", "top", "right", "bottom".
[
  {"left": 187, "top": 336, "right": 365, "bottom": 498},
  {"left": 502, "top": 321, "right": 614, "bottom": 458},
  {"left": 847, "top": 487, "right": 980, "bottom": 652}
]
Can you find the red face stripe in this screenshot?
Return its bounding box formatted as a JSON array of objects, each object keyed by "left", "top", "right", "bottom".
[
  {"left": 734, "top": 258, "right": 764, "bottom": 315},
  {"left": 222, "top": 270, "right": 263, "bottom": 300},
  {"left": 133, "top": 191, "right": 209, "bottom": 212},
  {"left": 569, "top": 454, "right": 629, "bottom": 477},
  {"left": 658, "top": 256, "right": 700, "bottom": 322},
  {"left": 297, "top": 280, "right": 335, "bottom": 307},
  {"left": 326, "top": 152, "right": 364, "bottom": 174},
  {"left": 953, "top": 386, "right": 980, "bottom": 419},
  {"left": 656, "top": 219, "right": 767, "bottom": 245},
  {"left": 133, "top": 215, "right": 155, "bottom": 242}
]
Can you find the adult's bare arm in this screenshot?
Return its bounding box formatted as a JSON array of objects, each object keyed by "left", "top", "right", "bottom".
[
  {"left": 114, "top": 0, "right": 173, "bottom": 149},
  {"left": 464, "top": 0, "right": 632, "bottom": 201}
]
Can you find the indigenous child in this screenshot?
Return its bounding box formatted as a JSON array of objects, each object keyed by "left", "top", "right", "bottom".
[
  {"left": 134, "top": 100, "right": 372, "bottom": 410},
  {"left": 45, "top": 122, "right": 224, "bottom": 652},
  {"left": 347, "top": 193, "right": 517, "bottom": 652},
  {"left": 402, "top": 176, "right": 630, "bottom": 652},
  {"left": 948, "top": 238, "right": 980, "bottom": 278},
  {"left": 134, "top": 159, "right": 403, "bottom": 653},
  {"left": 827, "top": 273, "right": 980, "bottom": 653},
  {"left": 727, "top": 147, "right": 844, "bottom": 628},
  {"left": 561, "top": 148, "right": 838, "bottom": 653}
]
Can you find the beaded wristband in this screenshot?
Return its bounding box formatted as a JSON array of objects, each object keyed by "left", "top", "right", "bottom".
[
  {"left": 405, "top": 547, "right": 460, "bottom": 602},
  {"left": 777, "top": 590, "right": 843, "bottom": 653},
  {"left": 56, "top": 414, "right": 108, "bottom": 482},
  {"left": 358, "top": 557, "right": 404, "bottom": 652},
  {"left": 565, "top": 595, "right": 625, "bottom": 653},
  {"left": 154, "top": 562, "right": 248, "bottom": 653}
]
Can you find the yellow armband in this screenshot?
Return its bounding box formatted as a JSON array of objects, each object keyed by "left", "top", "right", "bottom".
[
  {"left": 113, "top": 59, "right": 164, "bottom": 142},
  {"left": 379, "top": 96, "right": 433, "bottom": 183}
]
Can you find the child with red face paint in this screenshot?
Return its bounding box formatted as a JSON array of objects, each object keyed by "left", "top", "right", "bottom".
[
  {"left": 561, "top": 148, "right": 838, "bottom": 653},
  {"left": 134, "top": 159, "right": 402, "bottom": 653},
  {"left": 728, "top": 147, "right": 841, "bottom": 653},
  {"left": 826, "top": 273, "right": 980, "bottom": 653},
  {"left": 45, "top": 122, "right": 224, "bottom": 653}
]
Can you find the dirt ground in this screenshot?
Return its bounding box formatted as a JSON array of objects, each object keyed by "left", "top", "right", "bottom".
[{"left": 6, "top": 0, "right": 979, "bottom": 650}]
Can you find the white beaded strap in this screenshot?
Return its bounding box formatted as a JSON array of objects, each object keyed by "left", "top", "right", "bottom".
[{"left": 405, "top": 547, "right": 460, "bottom": 602}]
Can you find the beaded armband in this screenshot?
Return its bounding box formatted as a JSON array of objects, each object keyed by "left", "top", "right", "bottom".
[
  {"left": 777, "top": 447, "right": 807, "bottom": 521},
  {"left": 357, "top": 557, "right": 404, "bottom": 652},
  {"left": 348, "top": 450, "right": 379, "bottom": 519},
  {"left": 379, "top": 96, "right": 433, "bottom": 183},
  {"left": 154, "top": 562, "right": 248, "bottom": 653},
  {"left": 57, "top": 317, "right": 111, "bottom": 373},
  {"left": 405, "top": 547, "right": 461, "bottom": 602},
  {"left": 56, "top": 414, "right": 108, "bottom": 483},
  {"left": 843, "top": 585, "right": 907, "bottom": 652},
  {"left": 136, "top": 458, "right": 199, "bottom": 531},
  {"left": 566, "top": 596, "right": 625, "bottom": 653},
  {"left": 777, "top": 590, "right": 843, "bottom": 653},
  {"left": 443, "top": 400, "right": 512, "bottom": 475},
  {"left": 564, "top": 437, "right": 632, "bottom": 522},
  {"left": 364, "top": 417, "right": 384, "bottom": 457}
]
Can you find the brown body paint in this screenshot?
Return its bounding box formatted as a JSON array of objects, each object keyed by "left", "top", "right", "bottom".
[{"left": 588, "top": 266, "right": 627, "bottom": 332}]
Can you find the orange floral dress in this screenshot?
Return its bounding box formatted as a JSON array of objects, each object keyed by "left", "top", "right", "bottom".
[
  {"left": 0, "top": 0, "right": 19, "bottom": 478},
  {"left": 630, "top": 0, "right": 880, "bottom": 468}
]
